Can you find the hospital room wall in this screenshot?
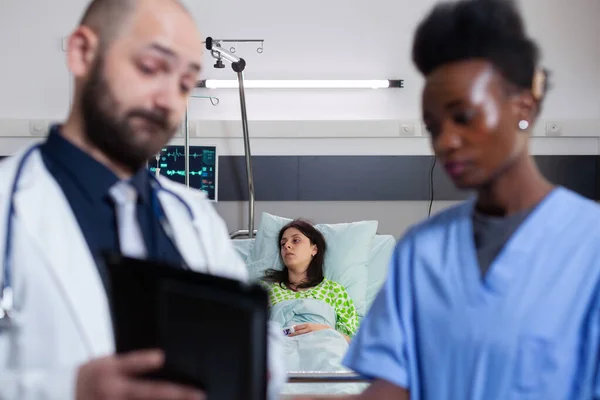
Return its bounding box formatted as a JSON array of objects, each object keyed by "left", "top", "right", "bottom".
[
  {"left": 183, "top": 0, "right": 600, "bottom": 121},
  {"left": 190, "top": 0, "right": 600, "bottom": 238},
  {"left": 214, "top": 201, "right": 460, "bottom": 239},
  {"left": 209, "top": 150, "right": 600, "bottom": 238},
  {"left": 0, "top": 0, "right": 599, "bottom": 238},
  {"left": 0, "top": 0, "right": 598, "bottom": 120}
]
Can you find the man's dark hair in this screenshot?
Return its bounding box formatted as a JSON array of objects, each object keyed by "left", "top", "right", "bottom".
[{"left": 412, "top": 0, "right": 550, "bottom": 102}]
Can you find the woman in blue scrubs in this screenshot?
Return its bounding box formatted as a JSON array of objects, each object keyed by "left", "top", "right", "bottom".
[{"left": 296, "top": 0, "right": 600, "bottom": 399}]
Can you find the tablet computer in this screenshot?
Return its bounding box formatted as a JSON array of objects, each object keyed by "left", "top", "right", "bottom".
[{"left": 102, "top": 252, "right": 269, "bottom": 400}]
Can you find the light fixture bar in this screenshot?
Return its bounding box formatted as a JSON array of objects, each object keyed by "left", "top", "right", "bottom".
[{"left": 197, "top": 79, "right": 404, "bottom": 89}]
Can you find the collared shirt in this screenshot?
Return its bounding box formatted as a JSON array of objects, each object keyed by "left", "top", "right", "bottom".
[{"left": 40, "top": 125, "right": 183, "bottom": 291}]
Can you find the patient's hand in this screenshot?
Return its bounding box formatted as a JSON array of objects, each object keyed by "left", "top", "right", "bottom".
[{"left": 287, "top": 323, "right": 330, "bottom": 337}]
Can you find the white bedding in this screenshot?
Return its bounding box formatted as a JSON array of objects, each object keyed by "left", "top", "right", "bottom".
[{"left": 271, "top": 299, "right": 367, "bottom": 395}]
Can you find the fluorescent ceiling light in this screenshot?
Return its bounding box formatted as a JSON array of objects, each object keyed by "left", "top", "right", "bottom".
[{"left": 198, "top": 79, "right": 403, "bottom": 89}]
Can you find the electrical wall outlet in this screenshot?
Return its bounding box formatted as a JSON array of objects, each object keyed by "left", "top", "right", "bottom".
[
  {"left": 399, "top": 123, "right": 416, "bottom": 136},
  {"left": 545, "top": 121, "right": 562, "bottom": 135},
  {"left": 29, "top": 120, "right": 52, "bottom": 137}
]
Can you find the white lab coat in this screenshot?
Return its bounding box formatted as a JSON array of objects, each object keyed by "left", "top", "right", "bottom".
[{"left": 0, "top": 146, "right": 286, "bottom": 400}]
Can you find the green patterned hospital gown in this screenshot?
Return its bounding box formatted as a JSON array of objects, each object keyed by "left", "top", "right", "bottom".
[{"left": 264, "top": 278, "right": 359, "bottom": 337}]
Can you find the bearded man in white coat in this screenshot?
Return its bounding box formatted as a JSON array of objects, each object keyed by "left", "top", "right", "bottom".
[{"left": 0, "top": 0, "right": 285, "bottom": 399}]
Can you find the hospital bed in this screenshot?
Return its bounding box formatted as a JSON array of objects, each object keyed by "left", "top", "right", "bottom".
[
  {"left": 231, "top": 223, "right": 396, "bottom": 395},
  {"left": 195, "top": 38, "right": 396, "bottom": 395}
]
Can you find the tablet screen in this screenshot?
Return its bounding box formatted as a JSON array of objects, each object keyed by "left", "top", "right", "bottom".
[{"left": 158, "top": 279, "right": 265, "bottom": 399}]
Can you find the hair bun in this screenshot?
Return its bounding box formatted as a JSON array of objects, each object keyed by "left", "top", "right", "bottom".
[{"left": 412, "top": 0, "right": 542, "bottom": 93}]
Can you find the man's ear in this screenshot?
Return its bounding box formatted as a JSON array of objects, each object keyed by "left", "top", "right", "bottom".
[{"left": 66, "top": 26, "right": 101, "bottom": 78}]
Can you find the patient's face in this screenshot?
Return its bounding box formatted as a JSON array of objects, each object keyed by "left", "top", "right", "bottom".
[{"left": 280, "top": 228, "right": 317, "bottom": 275}]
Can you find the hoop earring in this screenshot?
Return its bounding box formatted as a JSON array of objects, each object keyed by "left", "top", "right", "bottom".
[{"left": 518, "top": 120, "right": 529, "bottom": 130}]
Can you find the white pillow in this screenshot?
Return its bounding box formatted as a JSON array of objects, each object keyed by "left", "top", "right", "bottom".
[{"left": 246, "top": 212, "right": 378, "bottom": 316}]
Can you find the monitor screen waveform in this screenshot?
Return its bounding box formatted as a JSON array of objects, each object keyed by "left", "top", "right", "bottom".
[{"left": 148, "top": 145, "right": 217, "bottom": 200}]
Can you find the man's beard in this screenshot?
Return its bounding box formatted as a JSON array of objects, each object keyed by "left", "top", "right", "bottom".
[{"left": 80, "top": 58, "right": 179, "bottom": 173}]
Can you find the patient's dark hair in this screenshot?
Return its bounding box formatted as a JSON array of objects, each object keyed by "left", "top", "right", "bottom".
[
  {"left": 412, "top": 0, "right": 550, "bottom": 108},
  {"left": 263, "top": 219, "right": 326, "bottom": 290}
]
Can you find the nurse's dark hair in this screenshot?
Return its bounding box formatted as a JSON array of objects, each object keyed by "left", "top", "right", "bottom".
[
  {"left": 412, "top": 0, "right": 550, "bottom": 108},
  {"left": 79, "top": 0, "right": 190, "bottom": 51},
  {"left": 262, "top": 219, "right": 326, "bottom": 290}
]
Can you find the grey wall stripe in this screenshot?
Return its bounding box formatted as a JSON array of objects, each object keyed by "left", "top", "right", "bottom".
[
  {"left": 1, "top": 155, "right": 596, "bottom": 201},
  {"left": 218, "top": 155, "right": 600, "bottom": 201}
]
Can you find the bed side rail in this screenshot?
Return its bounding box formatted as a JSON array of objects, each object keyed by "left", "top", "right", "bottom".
[
  {"left": 287, "top": 371, "right": 369, "bottom": 383},
  {"left": 229, "top": 229, "right": 258, "bottom": 239}
]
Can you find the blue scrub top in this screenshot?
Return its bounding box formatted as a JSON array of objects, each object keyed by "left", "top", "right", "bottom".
[{"left": 344, "top": 187, "right": 600, "bottom": 400}]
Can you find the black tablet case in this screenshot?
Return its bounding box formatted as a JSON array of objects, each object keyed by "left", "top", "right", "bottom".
[{"left": 102, "top": 253, "right": 269, "bottom": 400}]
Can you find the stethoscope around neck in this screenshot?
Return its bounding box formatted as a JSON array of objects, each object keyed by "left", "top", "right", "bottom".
[
  {"left": 0, "top": 144, "right": 205, "bottom": 329},
  {"left": 0, "top": 145, "right": 38, "bottom": 327}
]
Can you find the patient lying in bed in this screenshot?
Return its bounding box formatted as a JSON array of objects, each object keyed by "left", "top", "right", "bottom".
[
  {"left": 261, "top": 219, "right": 359, "bottom": 341},
  {"left": 260, "top": 219, "right": 363, "bottom": 394}
]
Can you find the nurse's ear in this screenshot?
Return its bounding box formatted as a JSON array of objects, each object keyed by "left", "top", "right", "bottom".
[
  {"left": 510, "top": 70, "right": 548, "bottom": 133},
  {"left": 510, "top": 91, "right": 538, "bottom": 133},
  {"left": 65, "top": 26, "right": 100, "bottom": 78}
]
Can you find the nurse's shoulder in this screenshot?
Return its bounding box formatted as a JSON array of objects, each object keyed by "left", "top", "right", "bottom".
[
  {"left": 553, "top": 186, "right": 600, "bottom": 223},
  {"left": 547, "top": 188, "right": 600, "bottom": 251},
  {"left": 387, "top": 200, "right": 472, "bottom": 275}
]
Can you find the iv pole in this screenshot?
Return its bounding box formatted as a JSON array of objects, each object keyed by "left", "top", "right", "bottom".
[{"left": 204, "top": 37, "right": 256, "bottom": 239}]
